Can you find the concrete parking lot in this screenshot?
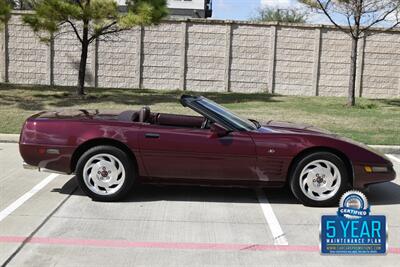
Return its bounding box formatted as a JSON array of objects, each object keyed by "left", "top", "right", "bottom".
[{"left": 1, "top": 142, "right": 399, "bottom": 266}]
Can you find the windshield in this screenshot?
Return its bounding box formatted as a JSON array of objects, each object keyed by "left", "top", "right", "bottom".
[{"left": 196, "top": 98, "right": 257, "bottom": 131}]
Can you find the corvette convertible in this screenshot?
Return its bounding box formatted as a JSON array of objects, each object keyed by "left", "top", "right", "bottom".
[{"left": 20, "top": 95, "right": 395, "bottom": 206}]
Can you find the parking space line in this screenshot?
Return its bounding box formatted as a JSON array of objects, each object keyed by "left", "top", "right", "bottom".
[
  {"left": 1, "top": 236, "right": 399, "bottom": 254},
  {"left": 0, "top": 173, "right": 59, "bottom": 222},
  {"left": 386, "top": 154, "right": 400, "bottom": 164},
  {"left": 255, "top": 189, "right": 288, "bottom": 246}
]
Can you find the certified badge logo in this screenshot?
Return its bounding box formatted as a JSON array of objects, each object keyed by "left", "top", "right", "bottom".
[
  {"left": 320, "top": 190, "right": 387, "bottom": 255},
  {"left": 338, "top": 191, "right": 370, "bottom": 219}
]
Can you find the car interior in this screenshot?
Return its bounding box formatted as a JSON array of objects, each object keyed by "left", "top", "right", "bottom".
[{"left": 118, "top": 107, "right": 211, "bottom": 129}]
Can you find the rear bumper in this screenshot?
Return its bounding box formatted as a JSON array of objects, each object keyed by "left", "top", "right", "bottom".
[
  {"left": 22, "top": 162, "right": 37, "bottom": 170},
  {"left": 23, "top": 162, "right": 66, "bottom": 174},
  {"left": 20, "top": 143, "right": 74, "bottom": 174}
]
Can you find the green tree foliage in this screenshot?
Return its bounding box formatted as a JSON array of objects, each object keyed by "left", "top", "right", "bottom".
[
  {"left": 300, "top": 0, "right": 400, "bottom": 106},
  {"left": 254, "top": 7, "right": 308, "bottom": 23},
  {"left": 0, "top": 0, "right": 11, "bottom": 26},
  {"left": 24, "top": 0, "right": 168, "bottom": 95}
]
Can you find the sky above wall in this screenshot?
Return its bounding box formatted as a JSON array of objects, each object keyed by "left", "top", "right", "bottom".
[{"left": 211, "top": 0, "right": 336, "bottom": 24}]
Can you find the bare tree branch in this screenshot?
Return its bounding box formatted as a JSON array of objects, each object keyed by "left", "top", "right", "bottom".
[
  {"left": 89, "top": 28, "right": 126, "bottom": 43},
  {"left": 65, "top": 19, "right": 83, "bottom": 43},
  {"left": 88, "top": 21, "right": 118, "bottom": 43},
  {"left": 52, "top": 29, "right": 76, "bottom": 39},
  {"left": 363, "top": 21, "right": 400, "bottom": 37},
  {"left": 361, "top": 4, "right": 400, "bottom": 33},
  {"left": 315, "top": 0, "right": 351, "bottom": 35},
  {"left": 301, "top": 0, "right": 400, "bottom": 106},
  {"left": 346, "top": 14, "right": 357, "bottom": 38}
]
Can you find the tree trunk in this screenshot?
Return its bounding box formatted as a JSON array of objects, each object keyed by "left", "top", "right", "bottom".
[
  {"left": 77, "top": 21, "right": 89, "bottom": 96},
  {"left": 347, "top": 37, "right": 358, "bottom": 107}
]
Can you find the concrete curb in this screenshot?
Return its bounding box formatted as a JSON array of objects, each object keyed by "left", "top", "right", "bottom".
[
  {"left": 369, "top": 145, "right": 400, "bottom": 155},
  {"left": 0, "top": 134, "right": 20, "bottom": 143},
  {"left": 1, "top": 133, "right": 399, "bottom": 154}
]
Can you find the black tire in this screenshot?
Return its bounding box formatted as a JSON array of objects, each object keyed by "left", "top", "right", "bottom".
[
  {"left": 75, "top": 145, "right": 136, "bottom": 201},
  {"left": 290, "top": 152, "right": 350, "bottom": 207}
]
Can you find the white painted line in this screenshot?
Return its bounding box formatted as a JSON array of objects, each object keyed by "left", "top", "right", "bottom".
[
  {"left": 386, "top": 154, "right": 400, "bottom": 164},
  {"left": 255, "top": 189, "right": 288, "bottom": 246},
  {"left": 0, "top": 173, "right": 59, "bottom": 222}
]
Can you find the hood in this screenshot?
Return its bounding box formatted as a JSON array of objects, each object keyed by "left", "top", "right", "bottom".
[
  {"left": 261, "top": 120, "right": 334, "bottom": 135},
  {"left": 260, "top": 121, "right": 388, "bottom": 159}
]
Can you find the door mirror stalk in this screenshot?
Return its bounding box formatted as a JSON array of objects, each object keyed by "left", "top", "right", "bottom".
[{"left": 210, "top": 123, "right": 230, "bottom": 137}]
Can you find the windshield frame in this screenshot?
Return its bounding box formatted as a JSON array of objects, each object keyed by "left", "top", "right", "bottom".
[{"left": 182, "top": 96, "right": 257, "bottom": 131}]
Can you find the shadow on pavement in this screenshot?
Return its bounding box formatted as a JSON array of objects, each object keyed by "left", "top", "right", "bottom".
[
  {"left": 52, "top": 177, "right": 400, "bottom": 206},
  {"left": 365, "top": 182, "right": 400, "bottom": 206},
  {"left": 53, "top": 177, "right": 298, "bottom": 204}
]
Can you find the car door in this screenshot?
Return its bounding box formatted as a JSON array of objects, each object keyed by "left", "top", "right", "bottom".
[{"left": 138, "top": 124, "right": 257, "bottom": 181}]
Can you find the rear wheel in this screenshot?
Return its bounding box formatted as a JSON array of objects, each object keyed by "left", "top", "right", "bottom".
[
  {"left": 290, "top": 152, "right": 350, "bottom": 207},
  {"left": 76, "top": 146, "right": 135, "bottom": 201}
]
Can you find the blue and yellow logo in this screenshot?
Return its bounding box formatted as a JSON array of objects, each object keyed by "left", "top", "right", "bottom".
[{"left": 320, "top": 190, "right": 387, "bottom": 255}]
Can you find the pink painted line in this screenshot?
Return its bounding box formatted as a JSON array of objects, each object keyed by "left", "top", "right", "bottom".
[{"left": 0, "top": 236, "right": 399, "bottom": 254}]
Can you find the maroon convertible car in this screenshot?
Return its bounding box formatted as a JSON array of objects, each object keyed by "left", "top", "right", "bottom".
[{"left": 20, "top": 95, "right": 395, "bottom": 206}]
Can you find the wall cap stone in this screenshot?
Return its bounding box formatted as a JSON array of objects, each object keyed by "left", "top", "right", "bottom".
[{"left": 10, "top": 11, "right": 400, "bottom": 34}]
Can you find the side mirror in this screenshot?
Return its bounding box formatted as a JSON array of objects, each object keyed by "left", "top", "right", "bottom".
[{"left": 210, "top": 123, "right": 229, "bottom": 137}]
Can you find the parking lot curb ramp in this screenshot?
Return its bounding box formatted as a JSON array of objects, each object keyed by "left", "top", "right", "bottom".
[{"left": 0, "top": 133, "right": 399, "bottom": 154}]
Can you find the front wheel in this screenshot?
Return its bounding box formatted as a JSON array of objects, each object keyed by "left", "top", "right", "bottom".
[
  {"left": 290, "top": 152, "right": 350, "bottom": 207},
  {"left": 76, "top": 145, "right": 135, "bottom": 201}
]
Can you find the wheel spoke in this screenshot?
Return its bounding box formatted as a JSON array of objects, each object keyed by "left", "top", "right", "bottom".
[
  {"left": 311, "top": 191, "right": 320, "bottom": 197},
  {"left": 325, "top": 181, "right": 337, "bottom": 191},
  {"left": 302, "top": 177, "right": 308, "bottom": 188},
  {"left": 301, "top": 168, "right": 313, "bottom": 176},
  {"left": 312, "top": 185, "right": 324, "bottom": 195},
  {"left": 110, "top": 179, "right": 121, "bottom": 187},
  {"left": 108, "top": 158, "right": 115, "bottom": 167},
  {"left": 92, "top": 181, "right": 103, "bottom": 193}
]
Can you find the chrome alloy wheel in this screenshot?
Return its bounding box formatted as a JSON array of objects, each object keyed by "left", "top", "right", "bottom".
[
  {"left": 83, "top": 153, "right": 126, "bottom": 196},
  {"left": 299, "top": 159, "right": 341, "bottom": 201}
]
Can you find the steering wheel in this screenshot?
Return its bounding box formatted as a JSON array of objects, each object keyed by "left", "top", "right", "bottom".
[{"left": 201, "top": 118, "right": 210, "bottom": 129}]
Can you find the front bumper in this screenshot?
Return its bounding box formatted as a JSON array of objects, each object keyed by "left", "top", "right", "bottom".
[{"left": 353, "top": 164, "right": 396, "bottom": 188}]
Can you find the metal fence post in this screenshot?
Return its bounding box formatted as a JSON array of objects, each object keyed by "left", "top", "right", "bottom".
[
  {"left": 268, "top": 25, "right": 277, "bottom": 94},
  {"left": 135, "top": 26, "right": 143, "bottom": 89},
  {"left": 224, "top": 23, "right": 232, "bottom": 92},
  {"left": 180, "top": 21, "right": 188, "bottom": 91},
  {"left": 312, "top": 27, "right": 322, "bottom": 96},
  {"left": 1, "top": 22, "right": 9, "bottom": 83}
]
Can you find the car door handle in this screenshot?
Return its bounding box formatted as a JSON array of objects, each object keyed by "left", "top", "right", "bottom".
[{"left": 145, "top": 133, "right": 160, "bottom": 139}]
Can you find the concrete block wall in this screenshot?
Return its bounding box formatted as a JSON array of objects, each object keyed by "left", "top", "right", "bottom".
[
  {"left": 6, "top": 16, "right": 47, "bottom": 85},
  {"left": 362, "top": 33, "right": 400, "bottom": 98},
  {"left": 186, "top": 23, "right": 226, "bottom": 92},
  {"left": 275, "top": 27, "right": 315, "bottom": 96},
  {"left": 97, "top": 29, "right": 138, "bottom": 88},
  {"left": 319, "top": 29, "right": 352, "bottom": 96},
  {"left": 142, "top": 23, "right": 181, "bottom": 90},
  {"left": 1, "top": 14, "right": 400, "bottom": 98},
  {"left": 53, "top": 25, "right": 95, "bottom": 87},
  {"left": 230, "top": 24, "right": 270, "bottom": 93}
]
